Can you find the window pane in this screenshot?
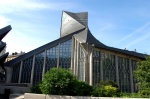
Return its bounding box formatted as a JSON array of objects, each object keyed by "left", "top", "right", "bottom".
[
  {"left": 59, "top": 39, "right": 72, "bottom": 68},
  {"left": 11, "top": 62, "right": 21, "bottom": 83},
  {"left": 118, "top": 56, "right": 130, "bottom": 92},
  {"left": 33, "top": 52, "right": 45, "bottom": 85},
  {"left": 45, "top": 46, "right": 58, "bottom": 73},
  {"left": 102, "top": 53, "right": 116, "bottom": 82},
  {"left": 21, "top": 56, "right": 33, "bottom": 83},
  {"left": 92, "top": 50, "right": 101, "bottom": 85}
]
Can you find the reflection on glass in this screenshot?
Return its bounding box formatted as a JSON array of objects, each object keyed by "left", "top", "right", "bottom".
[
  {"left": 92, "top": 50, "right": 101, "bottom": 85},
  {"left": 102, "top": 52, "right": 116, "bottom": 82},
  {"left": 118, "top": 57, "right": 130, "bottom": 92},
  {"left": 45, "top": 46, "right": 58, "bottom": 73},
  {"left": 59, "top": 39, "right": 72, "bottom": 68},
  {"left": 33, "top": 52, "right": 45, "bottom": 85},
  {"left": 21, "top": 56, "right": 33, "bottom": 83},
  {"left": 11, "top": 62, "right": 21, "bottom": 83}
]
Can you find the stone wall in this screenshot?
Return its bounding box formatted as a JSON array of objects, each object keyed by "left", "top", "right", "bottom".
[
  {"left": 0, "top": 85, "right": 30, "bottom": 94},
  {"left": 24, "top": 93, "right": 147, "bottom": 99}
]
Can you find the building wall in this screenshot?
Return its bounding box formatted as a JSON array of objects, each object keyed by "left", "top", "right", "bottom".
[
  {"left": 6, "top": 37, "right": 141, "bottom": 93},
  {"left": 9, "top": 39, "right": 72, "bottom": 86},
  {"left": 92, "top": 47, "right": 140, "bottom": 92}
]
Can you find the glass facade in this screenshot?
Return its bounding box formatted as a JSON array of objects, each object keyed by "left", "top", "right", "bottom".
[
  {"left": 118, "top": 56, "right": 130, "bottom": 92},
  {"left": 33, "top": 52, "right": 45, "bottom": 85},
  {"left": 92, "top": 50, "right": 116, "bottom": 85},
  {"left": 11, "top": 62, "right": 21, "bottom": 83},
  {"left": 21, "top": 56, "right": 33, "bottom": 83},
  {"left": 11, "top": 39, "right": 72, "bottom": 84},
  {"left": 10, "top": 38, "right": 139, "bottom": 93},
  {"left": 92, "top": 50, "right": 101, "bottom": 85},
  {"left": 78, "top": 46, "right": 85, "bottom": 81},
  {"left": 45, "top": 45, "right": 58, "bottom": 73},
  {"left": 131, "top": 60, "right": 137, "bottom": 92},
  {"left": 102, "top": 52, "right": 116, "bottom": 82},
  {"left": 59, "top": 39, "right": 72, "bottom": 68}
]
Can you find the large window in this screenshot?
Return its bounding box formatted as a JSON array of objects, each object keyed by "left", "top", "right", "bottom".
[
  {"left": 78, "top": 46, "right": 85, "bottom": 81},
  {"left": 92, "top": 50, "right": 116, "bottom": 85},
  {"left": 131, "top": 60, "right": 137, "bottom": 92},
  {"left": 21, "top": 56, "right": 33, "bottom": 83},
  {"left": 102, "top": 52, "right": 116, "bottom": 82},
  {"left": 59, "top": 39, "right": 72, "bottom": 68},
  {"left": 45, "top": 46, "right": 58, "bottom": 73},
  {"left": 118, "top": 57, "right": 130, "bottom": 92},
  {"left": 11, "top": 62, "right": 21, "bottom": 83},
  {"left": 33, "top": 52, "right": 45, "bottom": 85},
  {"left": 92, "top": 50, "right": 101, "bottom": 85}
]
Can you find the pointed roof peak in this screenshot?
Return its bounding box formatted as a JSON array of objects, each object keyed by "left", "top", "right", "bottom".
[
  {"left": 60, "top": 11, "right": 87, "bottom": 37},
  {"left": 63, "top": 11, "right": 88, "bottom": 26}
]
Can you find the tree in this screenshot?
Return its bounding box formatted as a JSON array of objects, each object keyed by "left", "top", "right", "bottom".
[{"left": 134, "top": 56, "right": 150, "bottom": 97}]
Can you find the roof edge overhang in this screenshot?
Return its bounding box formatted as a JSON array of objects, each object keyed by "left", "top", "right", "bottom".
[
  {"left": 4, "top": 28, "right": 86, "bottom": 67},
  {"left": 94, "top": 44, "right": 147, "bottom": 59},
  {"left": 0, "top": 52, "right": 9, "bottom": 69},
  {"left": 0, "top": 25, "right": 12, "bottom": 40}
]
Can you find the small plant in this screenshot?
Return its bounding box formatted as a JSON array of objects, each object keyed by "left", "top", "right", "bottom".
[
  {"left": 103, "top": 85, "right": 119, "bottom": 97},
  {"left": 92, "top": 80, "right": 120, "bottom": 97}
]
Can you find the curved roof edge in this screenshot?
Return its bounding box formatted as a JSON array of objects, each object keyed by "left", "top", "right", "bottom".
[
  {"left": 94, "top": 44, "right": 147, "bottom": 59},
  {"left": 0, "top": 52, "right": 9, "bottom": 68},
  {"left": 0, "top": 25, "right": 12, "bottom": 40}
]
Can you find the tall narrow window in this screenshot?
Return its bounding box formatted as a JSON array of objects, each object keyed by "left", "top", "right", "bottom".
[
  {"left": 45, "top": 46, "right": 58, "bottom": 73},
  {"left": 33, "top": 52, "right": 45, "bottom": 85},
  {"left": 118, "top": 57, "right": 130, "bottom": 92},
  {"left": 59, "top": 39, "right": 72, "bottom": 68},
  {"left": 102, "top": 53, "right": 116, "bottom": 82},
  {"left": 92, "top": 50, "right": 101, "bottom": 85},
  {"left": 131, "top": 60, "right": 137, "bottom": 92},
  {"left": 21, "top": 56, "right": 33, "bottom": 83},
  {"left": 11, "top": 62, "right": 21, "bottom": 83}
]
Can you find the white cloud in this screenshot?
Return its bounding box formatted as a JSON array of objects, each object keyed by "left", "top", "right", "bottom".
[
  {"left": 0, "top": 0, "right": 76, "bottom": 14},
  {"left": 123, "top": 31, "right": 150, "bottom": 48},
  {"left": 0, "top": 16, "right": 10, "bottom": 28},
  {"left": 115, "top": 21, "right": 150, "bottom": 44}
]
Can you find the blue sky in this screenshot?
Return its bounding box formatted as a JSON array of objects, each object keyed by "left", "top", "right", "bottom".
[{"left": 1, "top": 0, "right": 150, "bottom": 54}]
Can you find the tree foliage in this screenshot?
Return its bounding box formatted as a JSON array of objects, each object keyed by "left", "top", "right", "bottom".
[
  {"left": 92, "top": 80, "right": 120, "bottom": 97},
  {"left": 39, "top": 67, "right": 92, "bottom": 96},
  {"left": 134, "top": 56, "right": 150, "bottom": 97},
  {"left": 99, "top": 80, "right": 119, "bottom": 88}
]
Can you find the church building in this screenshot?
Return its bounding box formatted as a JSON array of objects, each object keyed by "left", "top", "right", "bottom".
[{"left": 4, "top": 11, "right": 146, "bottom": 93}]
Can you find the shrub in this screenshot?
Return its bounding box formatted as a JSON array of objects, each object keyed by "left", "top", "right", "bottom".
[
  {"left": 138, "top": 90, "right": 150, "bottom": 98},
  {"left": 39, "top": 67, "right": 93, "bottom": 96},
  {"left": 74, "top": 80, "right": 93, "bottom": 96},
  {"left": 40, "top": 67, "right": 76, "bottom": 95},
  {"left": 92, "top": 80, "right": 120, "bottom": 97},
  {"left": 100, "top": 80, "right": 119, "bottom": 88},
  {"left": 30, "top": 84, "right": 42, "bottom": 94},
  {"left": 92, "top": 85, "right": 105, "bottom": 97},
  {"left": 103, "top": 85, "right": 119, "bottom": 97}
]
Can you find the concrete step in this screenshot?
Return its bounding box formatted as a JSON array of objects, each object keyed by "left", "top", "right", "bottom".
[{"left": 9, "top": 94, "right": 24, "bottom": 99}]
